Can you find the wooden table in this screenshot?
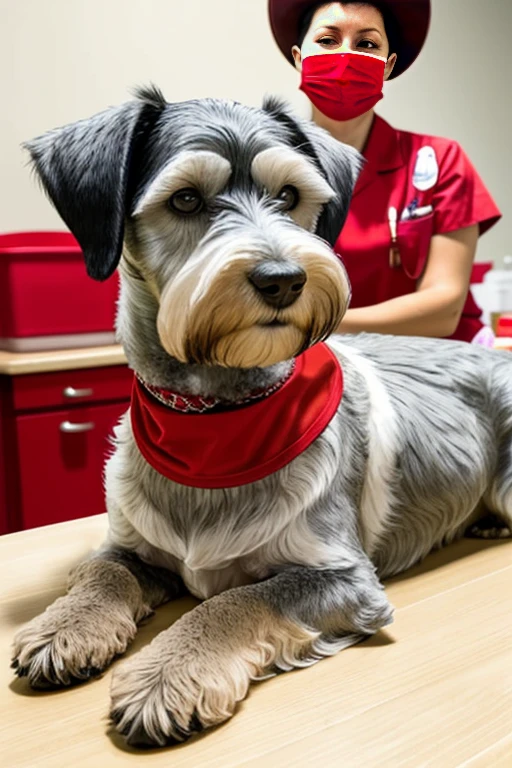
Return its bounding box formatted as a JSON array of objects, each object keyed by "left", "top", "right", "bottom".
[{"left": 1, "top": 515, "right": 511, "bottom": 768}]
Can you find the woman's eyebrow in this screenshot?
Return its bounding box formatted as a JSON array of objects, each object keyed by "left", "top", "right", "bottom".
[
  {"left": 358, "top": 27, "right": 383, "bottom": 35},
  {"left": 315, "top": 24, "right": 341, "bottom": 32},
  {"left": 315, "top": 24, "right": 383, "bottom": 36}
]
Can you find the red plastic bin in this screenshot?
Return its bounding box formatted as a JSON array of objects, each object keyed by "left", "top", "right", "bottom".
[{"left": 0, "top": 231, "right": 119, "bottom": 352}]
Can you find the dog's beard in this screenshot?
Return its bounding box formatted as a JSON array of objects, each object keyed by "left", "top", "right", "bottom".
[{"left": 157, "top": 248, "right": 350, "bottom": 368}]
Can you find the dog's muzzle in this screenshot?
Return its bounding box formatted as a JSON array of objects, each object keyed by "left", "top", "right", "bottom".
[{"left": 156, "top": 228, "right": 351, "bottom": 369}]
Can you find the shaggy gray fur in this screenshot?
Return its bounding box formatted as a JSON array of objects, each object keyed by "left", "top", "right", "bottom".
[{"left": 12, "top": 87, "right": 512, "bottom": 749}]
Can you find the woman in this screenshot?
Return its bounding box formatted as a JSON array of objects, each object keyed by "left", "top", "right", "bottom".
[{"left": 268, "top": 0, "right": 501, "bottom": 342}]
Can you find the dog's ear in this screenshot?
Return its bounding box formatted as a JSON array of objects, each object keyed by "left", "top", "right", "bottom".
[
  {"left": 261, "top": 96, "right": 362, "bottom": 247},
  {"left": 24, "top": 86, "right": 167, "bottom": 280}
]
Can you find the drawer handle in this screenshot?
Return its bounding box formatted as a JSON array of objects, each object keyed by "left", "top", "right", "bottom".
[
  {"left": 59, "top": 420, "right": 95, "bottom": 434},
  {"left": 63, "top": 386, "right": 94, "bottom": 399}
]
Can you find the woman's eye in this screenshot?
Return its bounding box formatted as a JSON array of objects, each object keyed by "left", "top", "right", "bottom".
[
  {"left": 358, "top": 39, "right": 377, "bottom": 49},
  {"left": 317, "top": 36, "right": 338, "bottom": 46},
  {"left": 168, "top": 188, "right": 204, "bottom": 215},
  {"left": 276, "top": 185, "right": 300, "bottom": 212}
]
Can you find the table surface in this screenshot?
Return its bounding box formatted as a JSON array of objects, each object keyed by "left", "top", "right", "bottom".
[
  {"left": 0, "top": 345, "right": 126, "bottom": 375},
  {"left": 1, "top": 514, "right": 511, "bottom": 768}
]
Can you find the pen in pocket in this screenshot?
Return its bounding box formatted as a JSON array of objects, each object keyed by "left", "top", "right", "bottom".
[
  {"left": 400, "top": 204, "right": 434, "bottom": 221},
  {"left": 388, "top": 206, "right": 401, "bottom": 268}
]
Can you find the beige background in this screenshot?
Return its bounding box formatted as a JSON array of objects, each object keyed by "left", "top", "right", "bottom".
[{"left": 1, "top": 0, "right": 510, "bottom": 265}]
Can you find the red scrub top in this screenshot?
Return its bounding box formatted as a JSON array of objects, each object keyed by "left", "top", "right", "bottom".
[{"left": 334, "top": 115, "right": 501, "bottom": 342}]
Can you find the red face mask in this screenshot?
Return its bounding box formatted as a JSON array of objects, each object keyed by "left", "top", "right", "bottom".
[{"left": 300, "top": 51, "right": 387, "bottom": 121}]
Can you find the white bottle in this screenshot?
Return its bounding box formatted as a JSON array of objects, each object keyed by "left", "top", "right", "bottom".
[
  {"left": 472, "top": 256, "right": 512, "bottom": 327},
  {"left": 485, "top": 255, "right": 512, "bottom": 311}
]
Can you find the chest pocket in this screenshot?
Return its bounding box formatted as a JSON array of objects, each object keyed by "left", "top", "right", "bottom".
[{"left": 397, "top": 212, "right": 434, "bottom": 280}]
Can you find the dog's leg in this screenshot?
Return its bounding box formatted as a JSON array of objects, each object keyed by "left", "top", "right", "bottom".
[
  {"left": 466, "top": 512, "right": 511, "bottom": 539},
  {"left": 109, "top": 560, "right": 392, "bottom": 747},
  {"left": 469, "top": 403, "right": 512, "bottom": 539},
  {"left": 11, "top": 548, "right": 184, "bottom": 689}
]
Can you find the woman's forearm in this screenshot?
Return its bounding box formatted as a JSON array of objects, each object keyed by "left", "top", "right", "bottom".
[{"left": 336, "top": 286, "right": 463, "bottom": 338}]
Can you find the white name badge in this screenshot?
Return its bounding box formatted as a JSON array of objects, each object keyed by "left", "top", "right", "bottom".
[{"left": 413, "top": 146, "right": 439, "bottom": 191}]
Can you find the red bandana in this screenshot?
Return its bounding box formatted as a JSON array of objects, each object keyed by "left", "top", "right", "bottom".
[{"left": 130, "top": 342, "right": 343, "bottom": 489}]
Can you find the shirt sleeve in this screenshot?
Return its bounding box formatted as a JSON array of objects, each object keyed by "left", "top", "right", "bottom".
[{"left": 432, "top": 140, "right": 501, "bottom": 237}]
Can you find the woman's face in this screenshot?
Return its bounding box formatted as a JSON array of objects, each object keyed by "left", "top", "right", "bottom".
[{"left": 292, "top": 2, "right": 397, "bottom": 80}]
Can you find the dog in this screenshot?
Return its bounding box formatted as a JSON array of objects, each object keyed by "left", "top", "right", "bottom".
[{"left": 12, "top": 86, "right": 512, "bottom": 748}]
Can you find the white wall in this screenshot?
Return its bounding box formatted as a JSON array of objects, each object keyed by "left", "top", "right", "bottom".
[{"left": 1, "top": 0, "right": 510, "bottom": 265}]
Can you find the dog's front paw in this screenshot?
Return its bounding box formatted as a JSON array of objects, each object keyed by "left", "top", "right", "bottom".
[
  {"left": 12, "top": 591, "right": 140, "bottom": 689},
  {"left": 109, "top": 623, "right": 257, "bottom": 748},
  {"left": 466, "top": 512, "right": 511, "bottom": 540},
  {"left": 109, "top": 589, "right": 320, "bottom": 748}
]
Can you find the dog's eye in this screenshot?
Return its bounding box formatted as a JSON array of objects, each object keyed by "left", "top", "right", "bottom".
[
  {"left": 276, "top": 185, "right": 300, "bottom": 212},
  {"left": 168, "top": 188, "right": 204, "bottom": 215}
]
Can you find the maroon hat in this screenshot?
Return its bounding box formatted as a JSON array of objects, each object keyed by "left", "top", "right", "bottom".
[{"left": 268, "top": 0, "right": 431, "bottom": 79}]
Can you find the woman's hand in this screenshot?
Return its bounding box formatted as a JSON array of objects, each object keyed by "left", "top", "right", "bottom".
[{"left": 336, "top": 225, "right": 479, "bottom": 337}]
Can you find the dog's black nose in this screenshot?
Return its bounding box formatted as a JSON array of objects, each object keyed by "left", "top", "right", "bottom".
[{"left": 248, "top": 263, "right": 307, "bottom": 309}]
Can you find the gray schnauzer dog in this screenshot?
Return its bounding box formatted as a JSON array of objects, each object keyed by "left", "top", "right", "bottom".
[{"left": 12, "top": 86, "right": 512, "bottom": 748}]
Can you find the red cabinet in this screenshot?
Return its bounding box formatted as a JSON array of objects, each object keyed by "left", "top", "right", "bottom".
[
  {"left": 12, "top": 365, "right": 132, "bottom": 411},
  {"left": 16, "top": 401, "right": 127, "bottom": 529},
  {"left": 0, "top": 364, "right": 133, "bottom": 533}
]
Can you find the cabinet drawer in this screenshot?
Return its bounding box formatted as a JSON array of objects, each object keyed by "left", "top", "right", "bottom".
[
  {"left": 15, "top": 401, "right": 128, "bottom": 529},
  {"left": 12, "top": 365, "right": 133, "bottom": 411}
]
